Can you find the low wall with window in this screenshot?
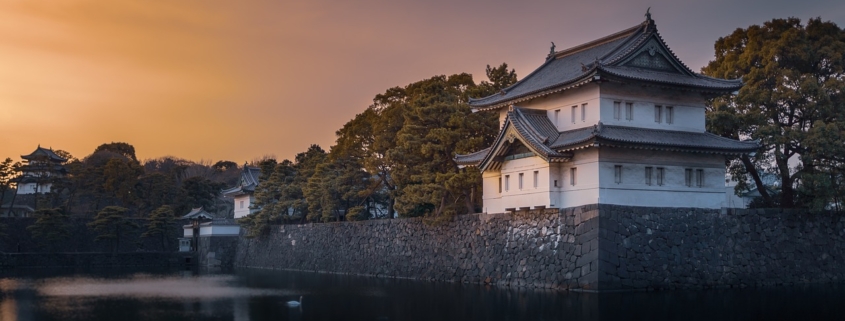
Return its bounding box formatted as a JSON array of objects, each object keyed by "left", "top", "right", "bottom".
[{"left": 236, "top": 205, "right": 845, "bottom": 291}]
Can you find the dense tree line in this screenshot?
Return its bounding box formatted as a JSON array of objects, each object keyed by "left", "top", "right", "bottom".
[
  {"left": 703, "top": 17, "right": 845, "bottom": 210},
  {"left": 239, "top": 64, "right": 518, "bottom": 236},
  {"left": 0, "top": 142, "right": 243, "bottom": 249}
]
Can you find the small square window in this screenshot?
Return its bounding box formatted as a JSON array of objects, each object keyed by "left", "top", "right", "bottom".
[
  {"left": 581, "top": 103, "right": 587, "bottom": 122},
  {"left": 505, "top": 175, "right": 510, "bottom": 191},
  {"left": 696, "top": 169, "right": 704, "bottom": 187},
  {"left": 654, "top": 105, "right": 663, "bottom": 123},
  {"left": 666, "top": 106, "right": 674, "bottom": 124},
  {"left": 656, "top": 167, "right": 665, "bottom": 186},
  {"left": 614, "top": 165, "right": 622, "bottom": 184},
  {"left": 613, "top": 102, "right": 621, "bottom": 120}
]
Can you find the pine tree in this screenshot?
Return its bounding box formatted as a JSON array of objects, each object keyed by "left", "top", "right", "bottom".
[
  {"left": 141, "top": 205, "right": 176, "bottom": 251},
  {"left": 88, "top": 206, "right": 138, "bottom": 252}
]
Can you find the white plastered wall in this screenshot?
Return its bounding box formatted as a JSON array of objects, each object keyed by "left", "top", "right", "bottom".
[
  {"left": 482, "top": 155, "right": 552, "bottom": 213},
  {"left": 599, "top": 83, "right": 706, "bottom": 132},
  {"left": 597, "top": 148, "right": 727, "bottom": 208},
  {"left": 497, "top": 85, "right": 601, "bottom": 132},
  {"left": 233, "top": 195, "right": 253, "bottom": 219}
]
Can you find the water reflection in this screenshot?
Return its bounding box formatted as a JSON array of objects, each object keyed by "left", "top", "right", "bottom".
[{"left": 0, "top": 268, "right": 844, "bottom": 321}]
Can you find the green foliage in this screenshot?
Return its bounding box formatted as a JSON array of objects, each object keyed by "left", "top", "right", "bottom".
[
  {"left": 0, "top": 158, "right": 20, "bottom": 207},
  {"left": 304, "top": 155, "right": 370, "bottom": 222},
  {"left": 325, "top": 63, "right": 515, "bottom": 220},
  {"left": 141, "top": 205, "right": 176, "bottom": 250},
  {"left": 702, "top": 17, "right": 845, "bottom": 210},
  {"left": 27, "top": 208, "right": 71, "bottom": 250},
  {"left": 177, "top": 176, "right": 225, "bottom": 215},
  {"left": 94, "top": 142, "right": 138, "bottom": 161},
  {"left": 102, "top": 157, "right": 144, "bottom": 207},
  {"left": 88, "top": 206, "right": 138, "bottom": 252}
]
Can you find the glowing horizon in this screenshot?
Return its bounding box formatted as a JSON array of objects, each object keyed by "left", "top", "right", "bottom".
[{"left": 1, "top": 0, "right": 842, "bottom": 163}]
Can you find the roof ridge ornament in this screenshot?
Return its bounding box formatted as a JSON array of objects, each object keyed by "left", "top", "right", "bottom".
[
  {"left": 548, "top": 42, "right": 556, "bottom": 59},
  {"left": 645, "top": 7, "right": 652, "bottom": 22}
]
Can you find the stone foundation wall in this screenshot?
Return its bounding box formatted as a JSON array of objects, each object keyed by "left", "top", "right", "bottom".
[
  {"left": 237, "top": 206, "right": 601, "bottom": 290},
  {"left": 236, "top": 205, "right": 845, "bottom": 291},
  {"left": 197, "top": 236, "right": 239, "bottom": 269},
  {"left": 598, "top": 205, "right": 845, "bottom": 290}
]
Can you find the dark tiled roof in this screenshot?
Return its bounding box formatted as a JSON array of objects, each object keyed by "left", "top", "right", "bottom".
[
  {"left": 21, "top": 146, "right": 66, "bottom": 162},
  {"left": 222, "top": 166, "right": 261, "bottom": 196},
  {"left": 181, "top": 207, "right": 214, "bottom": 219},
  {"left": 550, "top": 124, "right": 760, "bottom": 153},
  {"left": 455, "top": 148, "right": 489, "bottom": 166},
  {"left": 455, "top": 107, "right": 573, "bottom": 169},
  {"left": 598, "top": 66, "right": 741, "bottom": 91},
  {"left": 469, "top": 19, "right": 742, "bottom": 109}
]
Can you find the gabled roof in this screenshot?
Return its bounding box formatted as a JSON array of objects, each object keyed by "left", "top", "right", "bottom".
[
  {"left": 456, "top": 106, "right": 573, "bottom": 171},
  {"left": 21, "top": 146, "right": 66, "bottom": 162},
  {"left": 456, "top": 109, "right": 760, "bottom": 170},
  {"left": 181, "top": 207, "right": 214, "bottom": 220},
  {"left": 222, "top": 166, "right": 261, "bottom": 197},
  {"left": 468, "top": 17, "right": 742, "bottom": 110}
]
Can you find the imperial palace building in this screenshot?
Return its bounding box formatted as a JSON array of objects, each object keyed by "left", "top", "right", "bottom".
[{"left": 456, "top": 15, "right": 759, "bottom": 213}]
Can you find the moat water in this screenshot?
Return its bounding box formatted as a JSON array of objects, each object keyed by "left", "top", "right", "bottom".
[{"left": 1, "top": 267, "right": 844, "bottom": 321}]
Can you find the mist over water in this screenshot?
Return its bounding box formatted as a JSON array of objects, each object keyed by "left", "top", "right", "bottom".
[{"left": 1, "top": 268, "right": 844, "bottom": 321}]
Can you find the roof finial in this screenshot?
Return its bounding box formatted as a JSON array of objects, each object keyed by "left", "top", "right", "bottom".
[
  {"left": 645, "top": 7, "right": 652, "bottom": 22},
  {"left": 549, "top": 42, "right": 556, "bottom": 56}
]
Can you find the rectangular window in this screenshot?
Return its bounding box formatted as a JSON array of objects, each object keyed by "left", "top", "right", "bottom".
[
  {"left": 498, "top": 177, "right": 502, "bottom": 193},
  {"left": 626, "top": 102, "right": 634, "bottom": 120},
  {"left": 571, "top": 106, "right": 577, "bottom": 123},
  {"left": 581, "top": 103, "right": 587, "bottom": 121},
  {"left": 696, "top": 169, "right": 704, "bottom": 187},
  {"left": 645, "top": 167, "right": 653, "bottom": 185},
  {"left": 614, "top": 165, "right": 622, "bottom": 184},
  {"left": 656, "top": 167, "right": 665, "bottom": 186},
  {"left": 554, "top": 179, "right": 559, "bottom": 187},
  {"left": 519, "top": 173, "right": 524, "bottom": 190},
  {"left": 533, "top": 171, "right": 539, "bottom": 188},
  {"left": 554, "top": 109, "right": 560, "bottom": 126},
  {"left": 666, "top": 106, "right": 674, "bottom": 124},
  {"left": 505, "top": 175, "right": 510, "bottom": 191},
  {"left": 570, "top": 168, "right": 577, "bottom": 186},
  {"left": 613, "top": 101, "right": 621, "bottom": 120},
  {"left": 654, "top": 105, "right": 662, "bottom": 123},
  {"left": 685, "top": 168, "right": 693, "bottom": 187},
  {"left": 240, "top": 200, "right": 244, "bottom": 209}
]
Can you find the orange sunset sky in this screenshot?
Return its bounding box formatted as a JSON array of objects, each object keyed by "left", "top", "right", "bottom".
[{"left": 1, "top": 0, "right": 843, "bottom": 163}]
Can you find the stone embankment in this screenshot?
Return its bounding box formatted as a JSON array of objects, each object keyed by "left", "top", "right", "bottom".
[
  {"left": 239, "top": 205, "right": 602, "bottom": 290},
  {"left": 236, "top": 205, "right": 845, "bottom": 291}
]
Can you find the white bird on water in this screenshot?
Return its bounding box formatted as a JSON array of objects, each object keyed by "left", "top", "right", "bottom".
[{"left": 287, "top": 296, "right": 303, "bottom": 308}]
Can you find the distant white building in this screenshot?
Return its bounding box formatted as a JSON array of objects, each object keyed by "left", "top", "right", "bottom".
[
  {"left": 221, "top": 165, "right": 261, "bottom": 219},
  {"left": 16, "top": 146, "right": 67, "bottom": 195},
  {"left": 457, "top": 14, "right": 758, "bottom": 213}
]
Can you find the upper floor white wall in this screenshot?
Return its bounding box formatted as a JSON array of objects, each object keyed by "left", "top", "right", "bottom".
[
  {"left": 599, "top": 83, "right": 706, "bottom": 132},
  {"left": 499, "top": 82, "right": 708, "bottom": 133}
]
